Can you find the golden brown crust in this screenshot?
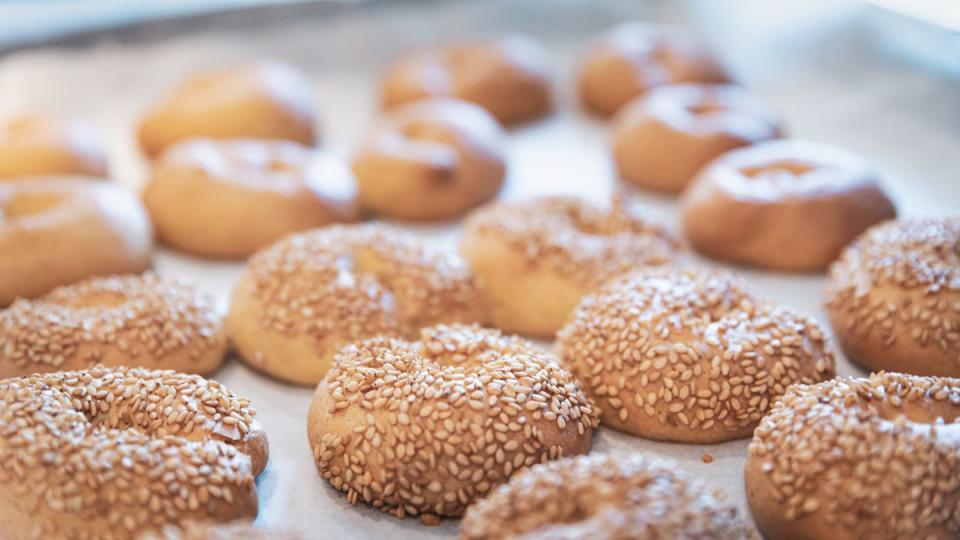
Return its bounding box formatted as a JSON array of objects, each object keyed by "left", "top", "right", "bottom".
[
  {"left": 0, "top": 366, "right": 268, "bottom": 540},
  {"left": 137, "top": 60, "right": 317, "bottom": 158},
  {"left": 680, "top": 139, "right": 898, "bottom": 271},
  {"left": 613, "top": 83, "right": 780, "bottom": 194},
  {"left": 380, "top": 35, "right": 551, "bottom": 125},
  {"left": 825, "top": 217, "right": 960, "bottom": 376},
  {"left": 352, "top": 99, "right": 506, "bottom": 220},
  {"left": 0, "top": 273, "right": 226, "bottom": 378},
  {"left": 307, "top": 324, "right": 597, "bottom": 520},
  {"left": 0, "top": 177, "right": 154, "bottom": 306},
  {"left": 745, "top": 372, "right": 960, "bottom": 540},
  {"left": 144, "top": 138, "right": 357, "bottom": 258},
  {"left": 578, "top": 22, "right": 729, "bottom": 117},
  {"left": 0, "top": 114, "right": 106, "bottom": 180},
  {"left": 227, "top": 223, "right": 484, "bottom": 385},
  {"left": 462, "top": 453, "right": 758, "bottom": 540},
  {"left": 460, "top": 196, "right": 678, "bottom": 337},
  {"left": 557, "top": 267, "right": 836, "bottom": 442}
]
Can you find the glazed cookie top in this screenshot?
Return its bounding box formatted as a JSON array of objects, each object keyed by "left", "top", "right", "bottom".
[
  {"left": 0, "top": 366, "right": 262, "bottom": 535},
  {"left": 748, "top": 372, "right": 960, "bottom": 535},
  {"left": 0, "top": 273, "right": 223, "bottom": 373},
  {"left": 461, "top": 453, "right": 757, "bottom": 539},
  {"left": 463, "top": 196, "right": 677, "bottom": 286}
]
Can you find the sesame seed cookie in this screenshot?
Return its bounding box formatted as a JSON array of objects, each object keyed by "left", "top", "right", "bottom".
[
  {"left": 228, "top": 223, "right": 484, "bottom": 385},
  {"left": 462, "top": 453, "right": 758, "bottom": 539},
  {"left": 557, "top": 266, "right": 836, "bottom": 442},
  {"left": 308, "top": 324, "right": 597, "bottom": 521},
  {"left": 461, "top": 196, "right": 678, "bottom": 338},
  {"left": 746, "top": 372, "right": 960, "bottom": 539},
  {"left": 825, "top": 217, "right": 960, "bottom": 376},
  {"left": 0, "top": 273, "right": 226, "bottom": 379},
  {"left": 0, "top": 366, "right": 267, "bottom": 540}
]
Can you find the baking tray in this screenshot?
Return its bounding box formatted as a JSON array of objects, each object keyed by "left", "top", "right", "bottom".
[{"left": 0, "top": 0, "right": 957, "bottom": 537}]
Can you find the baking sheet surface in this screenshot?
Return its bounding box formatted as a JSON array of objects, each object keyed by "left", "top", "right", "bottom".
[{"left": 0, "top": 1, "right": 957, "bottom": 537}]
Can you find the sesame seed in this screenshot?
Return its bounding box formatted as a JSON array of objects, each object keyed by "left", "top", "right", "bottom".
[
  {"left": 308, "top": 324, "right": 597, "bottom": 519},
  {"left": 747, "top": 371, "right": 960, "bottom": 537},
  {"left": 557, "top": 267, "right": 835, "bottom": 442},
  {"left": 825, "top": 217, "right": 960, "bottom": 375},
  {"left": 462, "top": 196, "right": 678, "bottom": 294},
  {"left": 0, "top": 274, "right": 225, "bottom": 378},
  {"left": 0, "top": 365, "right": 264, "bottom": 537},
  {"left": 461, "top": 453, "right": 755, "bottom": 539},
  {"left": 230, "top": 224, "right": 484, "bottom": 383}
]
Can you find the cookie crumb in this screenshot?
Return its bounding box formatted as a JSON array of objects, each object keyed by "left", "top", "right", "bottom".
[
  {"left": 701, "top": 453, "right": 714, "bottom": 464},
  {"left": 420, "top": 514, "right": 440, "bottom": 526}
]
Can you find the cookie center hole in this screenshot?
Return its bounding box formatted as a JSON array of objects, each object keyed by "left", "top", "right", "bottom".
[
  {"left": 685, "top": 101, "right": 725, "bottom": 116},
  {"left": 402, "top": 121, "right": 454, "bottom": 145},
  {"left": 3, "top": 192, "right": 64, "bottom": 218},
  {"left": 267, "top": 158, "right": 298, "bottom": 174},
  {"left": 741, "top": 160, "right": 814, "bottom": 180},
  {"left": 650, "top": 45, "right": 676, "bottom": 66}
]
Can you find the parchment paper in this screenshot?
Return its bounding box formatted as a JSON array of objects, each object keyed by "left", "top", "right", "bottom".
[{"left": 0, "top": 0, "right": 957, "bottom": 537}]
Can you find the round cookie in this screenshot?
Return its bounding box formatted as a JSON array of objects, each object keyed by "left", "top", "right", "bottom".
[
  {"left": 825, "top": 217, "right": 960, "bottom": 376},
  {"left": 578, "top": 22, "right": 729, "bottom": 117},
  {"left": 557, "top": 267, "right": 836, "bottom": 442},
  {"left": 137, "top": 60, "right": 317, "bottom": 158},
  {"left": 0, "top": 114, "right": 106, "bottom": 180},
  {"left": 0, "top": 366, "right": 268, "bottom": 540},
  {"left": 308, "top": 324, "right": 597, "bottom": 521},
  {"left": 613, "top": 83, "right": 781, "bottom": 194},
  {"left": 352, "top": 99, "right": 505, "bottom": 220},
  {"left": 381, "top": 35, "right": 551, "bottom": 125},
  {"left": 227, "top": 224, "right": 484, "bottom": 385},
  {"left": 144, "top": 138, "right": 357, "bottom": 258},
  {"left": 746, "top": 372, "right": 960, "bottom": 540},
  {"left": 681, "top": 139, "right": 897, "bottom": 271},
  {"left": 460, "top": 196, "right": 678, "bottom": 337},
  {"left": 0, "top": 273, "right": 226, "bottom": 378},
  {"left": 463, "top": 453, "right": 758, "bottom": 539},
  {"left": 0, "top": 177, "right": 153, "bottom": 306}
]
